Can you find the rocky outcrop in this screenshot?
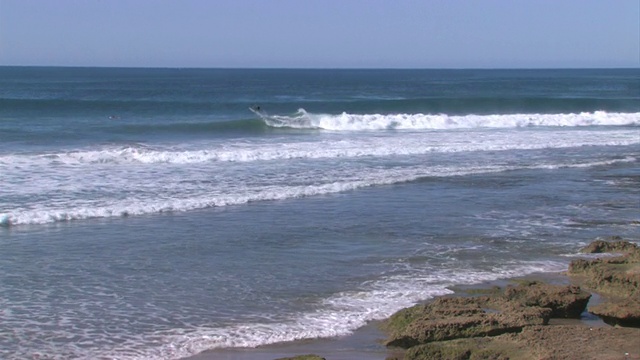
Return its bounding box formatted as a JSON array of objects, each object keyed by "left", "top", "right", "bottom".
[
  {"left": 383, "top": 282, "right": 590, "bottom": 349},
  {"left": 579, "top": 236, "right": 638, "bottom": 254},
  {"left": 569, "top": 258, "right": 640, "bottom": 297},
  {"left": 500, "top": 281, "right": 590, "bottom": 318},
  {"left": 401, "top": 338, "right": 511, "bottom": 360},
  {"left": 589, "top": 297, "right": 640, "bottom": 327},
  {"left": 568, "top": 238, "right": 640, "bottom": 327},
  {"left": 274, "top": 355, "right": 326, "bottom": 360},
  {"left": 389, "top": 325, "right": 640, "bottom": 360}
]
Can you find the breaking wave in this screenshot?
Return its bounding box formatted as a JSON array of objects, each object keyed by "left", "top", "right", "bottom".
[
  {"left": 256, "top": 109, "right": 639, "bottom": 130},
  {"left": 4, "top": 259, "right": 566, "bottom": 360},
  {"left": 1, "top": 157, "right": 635, "bottom": 227}
]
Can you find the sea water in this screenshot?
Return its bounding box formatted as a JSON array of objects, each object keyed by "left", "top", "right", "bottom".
[{"left": 0, "top": 68, "right": 638, "bottom": 359}]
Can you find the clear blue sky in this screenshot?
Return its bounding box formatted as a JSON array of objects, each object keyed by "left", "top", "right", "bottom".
[{"left": 1, "top": 0, "right": 638, "bottom": 68}]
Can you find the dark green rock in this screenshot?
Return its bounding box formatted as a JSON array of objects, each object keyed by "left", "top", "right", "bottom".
[{"left": 274, "top": 355, "right": 326, "bottom": 360}]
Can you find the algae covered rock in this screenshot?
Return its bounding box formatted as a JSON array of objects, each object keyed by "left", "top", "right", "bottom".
[
  {"left": 384, "top": 291, "right": 558, "bottom": 348},
  {"left": 404, "top": 342, "right": 473, "bottom": 360},
  {"left": 383, "top": 282, "right": 591, "bottom": 350},
  {"left": 589, "top": 297, "right": 640, "bottom": 327},
  {"left": 401, "top": 325, "right": 640, "bottom": 360},
  {"left": 383, "top": 297, "right": 487, "bottom": 339},
  {"left": 580, "top": 237, "right": 638, "bottom": 254},
  {"left": 381, "top": 237, "right": 640, "bottom": 359},
  {"left": 500, "top": 281, "right": 591, "bottom": 318},
  {"left": 568, "top": 237, "right": 640, "bottom": 328},
  {"left": 385, "top": 308, "right": 550, "bottom": 348},
  {"left": 569, "top": 238, "right": 640, "bottom": 297},
  {"left": 404, "top": 340, "right": 511, "bottom": 360},
  {"left": 514, "top": 325, "right": 640, "bottom": 359},
  {"left": 274, "top": 355, "right": 326, "bottom": 360}
]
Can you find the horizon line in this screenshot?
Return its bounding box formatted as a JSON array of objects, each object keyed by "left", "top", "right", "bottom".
[{"left": 1, "top": 64, "right": 639, "bottom": 71}]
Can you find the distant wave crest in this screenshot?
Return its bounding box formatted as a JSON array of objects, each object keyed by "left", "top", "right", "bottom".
[
  {"left": 1, "top": 128, "right": 638, "bottom": 167},
  {"left": 256, "top": 110, "right": 640, "bottom": 130}
]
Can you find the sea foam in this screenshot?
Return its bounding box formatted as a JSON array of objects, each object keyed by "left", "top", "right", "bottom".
[
  {"left": 0, "top": 127, "right": 637, "bottom": 167},
  {"left": 1, "top": 157, "right": 635, "bottom": 227},
  {"left": 8, "top": 261, "right": 565, "bottom": 360},
  {"left": 262, "top": 110, "right": 640, "bottom": 130}
]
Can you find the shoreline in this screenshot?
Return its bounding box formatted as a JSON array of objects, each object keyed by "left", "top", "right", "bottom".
[
  {"left": 183, "top": 273, "right": 588, "bottom": 360},
  {"left": 185, "top": 320, "right": 390, "bottom": 360},
  {"left": 185, "top": 238, "right": 640, "bottom": 360}
]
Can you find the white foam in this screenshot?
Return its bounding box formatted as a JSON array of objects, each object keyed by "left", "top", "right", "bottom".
[
  {"left": 1, "top": 157, "right": 635, "bottom": 226},
  {"left": 65, "top": 261, "right": 566, "bottom": 360},
  {"left": 265, "top": 110, "right": 640, "bottom": 130},
  {"left": 0, "top": 127, "right": 637, "bottom": 167}
]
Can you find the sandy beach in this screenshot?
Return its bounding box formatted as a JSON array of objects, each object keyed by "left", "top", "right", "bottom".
[{"left": 186, "top": 238, "right": 640, "bottom": 360}]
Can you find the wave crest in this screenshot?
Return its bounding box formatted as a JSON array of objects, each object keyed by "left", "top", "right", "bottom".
[{"left": 258, "top": 110, "right": 639, "bottom": 130}]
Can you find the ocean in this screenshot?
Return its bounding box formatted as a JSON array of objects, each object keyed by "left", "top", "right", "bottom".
[{"left": 0, "top": 67, "right": 638, "bottom": 359}]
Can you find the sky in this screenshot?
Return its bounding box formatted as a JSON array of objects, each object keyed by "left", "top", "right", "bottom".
[{"left": 0, "top": 0, "right": 638, "bottom": 68}]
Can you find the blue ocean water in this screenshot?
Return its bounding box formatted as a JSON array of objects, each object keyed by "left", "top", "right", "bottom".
[{"left": 0, "top": 67, "right": 639, "bottom": 359}]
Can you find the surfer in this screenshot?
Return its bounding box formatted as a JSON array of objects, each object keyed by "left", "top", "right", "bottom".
[{"left": 251, "top": 105, "right": 261, "bottom": 112}]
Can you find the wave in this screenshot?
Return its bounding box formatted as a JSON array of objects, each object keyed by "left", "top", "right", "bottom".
[
  {"left": 136, "top": 261, "right": 565, "bottom": 360},
  {"left": 1, "top": 128, "right": 638, "bottom": 167},
  {"left": 256, "top": 109, "right": 640, "bottom": 130},
  {"left": 8, "top": 260, "right": 565, "bottom": 359},
  {"left": 1, "top": 157, "right": 635, "bottom": 227}
]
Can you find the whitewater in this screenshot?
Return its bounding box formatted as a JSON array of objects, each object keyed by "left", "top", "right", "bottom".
[
  {"left": 260, "top": 109, "right": 640, "bottom": 130},
  {"left": 2, "top": 111, "right": 638, "bottom": 226}
]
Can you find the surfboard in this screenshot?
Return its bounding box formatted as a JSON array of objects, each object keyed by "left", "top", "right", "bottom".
[{"left": 249, "top": 106, "right": 264, "bottom": 116}]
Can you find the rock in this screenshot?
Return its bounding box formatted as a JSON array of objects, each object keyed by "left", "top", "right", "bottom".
[
  {"left": 383, "top": 295, "right": 555, "bottom": 348},
  {"left": 589, "top": 297, "right": 640, "bottom": 327},
  {"left": 500, "top": 281, "right": 591, "bottom": 318},
  {"left": 580, "top": 237, "right": 638, "bottom": 254},
  {"left": 569, "top": 239, "right": 640, "bottom": 298},
  {"left": 386, "top": 307, "right": 551, "bottom": 348},
  {"left": 383, "top": 297, "right": 487, "bottom": 337},
  {"left": 515, "top": 325, "right": 640, "bottom": 359},
  {"left": 383, "top": 282, "right": 592, "bottom": 349},
  {"left": 568, "top": 238, "right": 640, "bottom": 328},
  {"left": 380, "top": 237, "right": 640, "bottom": 358},
  {"left": 404, "top": 340, "right": 511, "bottom": 360},
  {"left": 399, "top": 325, "right": 640, "bottom": 360},
  {"left": 274, "top": 355, "right": 326, "bottom": 360},
  {"left": 404, "top": 342, "right": 473, "bottom": 360}
]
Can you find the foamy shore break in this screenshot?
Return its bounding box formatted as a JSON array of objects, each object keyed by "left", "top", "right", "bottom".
[{"left": 256, "top": 237, "right": 640, "bottom": 360}]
